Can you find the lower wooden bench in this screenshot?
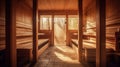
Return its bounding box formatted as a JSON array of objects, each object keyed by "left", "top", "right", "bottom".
[
  {"left": 38, "top": 39, "right": 49, "bottom": 56},
  {"left": 71, "top": 39, "right": 115, "bottom": 62},
  {"left": 38, "top": 43, "right": 49, "bottom": 56},
  {"left": 71, "top": 41, "right": 79, "bottom": 58},
  {"left": 17, "top": 39, "right": 49, "bottom": 66},
  {"left": 17, "top": 48, "right": 32, "bottom": 66}
]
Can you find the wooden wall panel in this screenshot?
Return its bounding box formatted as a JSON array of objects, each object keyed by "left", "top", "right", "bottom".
[
  {"left": 16, "top": 1, "right": 33, "bottom": 49},
  {"left": 106, "top": 0, "right": 120, "bottom": 40},
  {"left": 0, "top": 0, "right": 5, "bottom": 50},
  {"left": 83, "top": 0, "right": 97, "bottom": 49},
  {"left": 106, "top": 0, "right": 120, "bottom": 50},
  {"left": 84, "top": 0, "right": 96, "bottom": 36},
  {"left": 83, "top": 0, "right": 120, "bottom": 50}
]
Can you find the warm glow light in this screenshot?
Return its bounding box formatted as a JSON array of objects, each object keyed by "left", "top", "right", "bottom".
[
  {"left": 83, "top": 38, "right": 96, "bottom": 48},
  {"left": 68, "top": 15, "right": 79, "bottom": 30},
  {"left": 52, "top": 46, "right": 80, "bottom": 64},
  {"left": 54, "top": 15, "right": 66, "bottom": 45},
  {"left": 40, "top": 15, "right": 52, "bottom": 30},
  {"left": 54, "top": 52, "right": 72, "bottom": 62}
]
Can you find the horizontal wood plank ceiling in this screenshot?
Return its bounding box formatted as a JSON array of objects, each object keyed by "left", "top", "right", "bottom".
[
  {"left": 24, "top": 0, "right": 78, "bottom": 10},
  {"left": 38, "top": 0, "right": 78, "bottom": 10},
  {"left": 24, "top": 0, "right": 93, "bottom": 11}
]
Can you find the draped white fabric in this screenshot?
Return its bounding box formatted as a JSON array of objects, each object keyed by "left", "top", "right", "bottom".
[{"left": 54, "top": 16, "right": 66, "bottom": 45}]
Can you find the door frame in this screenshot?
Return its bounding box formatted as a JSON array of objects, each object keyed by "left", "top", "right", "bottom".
[{"left": 53, "top": 15, "right": 68, "bottom": 46}]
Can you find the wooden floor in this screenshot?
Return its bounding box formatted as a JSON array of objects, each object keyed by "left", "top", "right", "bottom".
[{"left": 33, "top": 46, "right": 88, "bottom": 67}]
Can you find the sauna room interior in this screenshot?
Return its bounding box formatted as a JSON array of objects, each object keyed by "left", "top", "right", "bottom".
[{"left": 0, "top": 0, "right": 120, "bottom": 67}]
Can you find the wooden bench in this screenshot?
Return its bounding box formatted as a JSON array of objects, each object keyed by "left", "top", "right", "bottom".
[
  {"left": 71, "top": 39, "right": 115, "bottom": 62},
  {"left": 17, "top": 39, "right": 49, "bottom": 66},
  {"left": 71, "top": 40, "right": 79, "bottom": 58},
  {"left": 38, "top": 39, "right": 49, "bottom": 56},
  {"left": 17, "top": 43, "right": 33, "bottom": 66}
]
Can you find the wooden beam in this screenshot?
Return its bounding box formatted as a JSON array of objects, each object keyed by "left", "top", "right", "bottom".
[
  {"left": 39, "top": 10, "right": 78, "bottom": 15},
  {"left": 78, "top": 0, "right": 83, "bottom": 62},
  {"left": 66, "top": 15, "right": 68, "bottom": 45},
  {"left": 5, "top": 0, "right": 17, "bottom": 67},
  {"left": 32, "top": 0, "right": 38, "bottom": 63},
  {"left": 96, "top": 0, "right": 106, "bottom": 67},
  {"left": 51, "top": 15, "right": 54, "bottom": 46},
  {"left": 38, "top": 12, "right": 40, "bottom": 32}
]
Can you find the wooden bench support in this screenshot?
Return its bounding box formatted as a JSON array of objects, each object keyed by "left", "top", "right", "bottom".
[
  {"left": 17, "top": 49, "right": 32, "bottom": 66},
  {"left": 38, "top": 43, "right": 49, "bottom": 56}
]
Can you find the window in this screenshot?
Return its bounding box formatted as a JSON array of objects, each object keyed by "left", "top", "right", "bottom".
[
  {"left": 68, "top": 15, "right": 79, "bottom": 30},
  {"left": 40, "top": 15, "right": 52, "bottom": 30}
]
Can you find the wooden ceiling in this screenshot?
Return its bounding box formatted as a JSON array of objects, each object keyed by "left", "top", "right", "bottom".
[
  {"left": 24, "top": 0, "right": 93, "bottom": 11},
  {"left": 38, "top": 0, "right": 78, "bottom": 10}
]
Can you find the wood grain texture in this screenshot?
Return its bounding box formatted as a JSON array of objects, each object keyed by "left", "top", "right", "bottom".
[
  {"left": 5, "top": 0, "right": 17, "bottom": 66},
  {"left": 39, "top": 10, "right": 78, "bottom": 15},
  {"left": 71, "top": 39, "right": 114, "bottom": 62},
  {"left": 78, "top": 0, "right": 83, "bottom": 62},
  {"left": 38, "top": 43, "right": 49, "bottom": 56},
  {"left": 0, "top": 0, "right": 5, "bottom": 51},
  {"left": 32, "top": 0, "right": 38, "bottom": 63},
  {"left": 83, "top": 0, "right": 120, "bottom": 51},
  {"left": 24, "top": 0, "right": 94, "bottom": 11},
  {"left": 17, "top": 49, "right": 32, "bottom": 67},
  {"left": 106, "top": 0, "right": 120, "bottom": 42},
  {"left": 83, "top": 0, "right": 120, "bottom": 66},
  {"left": 25, "top": 0, "right": 78, "bottom": 11},
  {"left": 15, "top": 1, "right": 33, "bottom": 66},
  {"left": 16, "top": 0, "right": 33, "bottom": 49}
]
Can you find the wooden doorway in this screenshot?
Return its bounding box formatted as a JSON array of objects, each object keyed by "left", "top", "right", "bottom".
[{"left": 54, "top": 15, "right": 66, "bottom": 46}]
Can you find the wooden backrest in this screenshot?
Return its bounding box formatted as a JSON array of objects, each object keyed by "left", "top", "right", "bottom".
[{"left": 115, "top": 32, "right": 120, "bottom": 52}]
